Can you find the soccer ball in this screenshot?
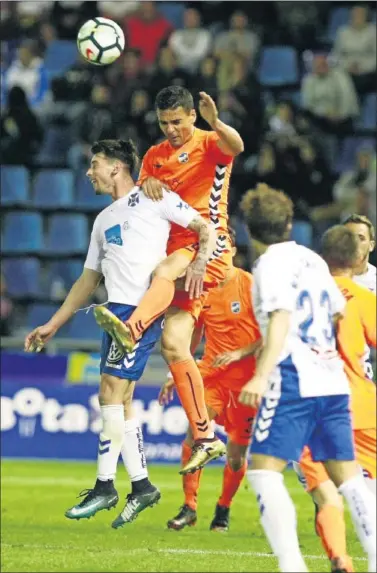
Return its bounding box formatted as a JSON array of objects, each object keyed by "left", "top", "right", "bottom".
[{"left": 77, "top": 17, "right": 125, "bottom": 66}]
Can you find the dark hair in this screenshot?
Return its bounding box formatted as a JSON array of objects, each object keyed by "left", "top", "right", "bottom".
[
  {"left": 7, "top": 86, "right": 28, "bottom": 109},
  {"left": 91, "top": 139, "right": 140, "bottom": 173},
  {"left": 155, "top": 86, "right": 194, "bottom": 113},
  {"left": 228, "top": 225, "right": 236, "bottom": 248},
  {"left": 240, "top": 183, "right": 294, "bottom": 245},
  {"left": 342, "top": 214, "right": 375, "bottom": 241},
  {"left": 321, "top": 225, "right": 360, "bottom": 269}
]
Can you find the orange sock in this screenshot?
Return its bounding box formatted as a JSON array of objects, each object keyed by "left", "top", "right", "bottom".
[
  {"left": 315, "top": 505, "right": 349, "bottom": 561},
  {"left": 126, "top": 277, "right": 175, "bottom": 341},
  {"left": 182, "top": 441, "right": 202, "bottom": 510},
  {"left": 218, "top": 461, "right": 247, "bottom": 508},
  {"left": 170, "top": 359, "right": 212, "bottom": 440}
]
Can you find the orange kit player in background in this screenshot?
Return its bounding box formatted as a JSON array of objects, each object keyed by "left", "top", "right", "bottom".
[
  {"left": 295, "top": 226, "right": 376, "bottom": 573},
  {"left": 95, "top": 86, "right": 244, "bottom": 474},
  {"left": 159, "top": 229, "right": 262, "bottom": 531}
]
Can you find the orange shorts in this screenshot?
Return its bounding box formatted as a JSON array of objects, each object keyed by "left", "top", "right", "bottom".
[
  {"left": 299, "top": 428, "right": 377, "bottom": 491},
  {"left": 204, "top": 375, "right": 256, "bottom": 446},
  {"left": 169, "top": 240, "right": 233, "bottom": 321}
]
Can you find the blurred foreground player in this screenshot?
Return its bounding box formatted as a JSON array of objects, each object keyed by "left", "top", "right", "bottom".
[
  {"left": 24, "top": 139, "right": 216, "bottom": 528},
  {"left": 239, "top": 184, "right": 376, "bottom": 573},
  {"left": 159, "top": 229, "right": 261, "bottom": 531}
]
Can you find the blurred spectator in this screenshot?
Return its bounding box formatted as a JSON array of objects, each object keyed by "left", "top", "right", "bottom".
[
  {"left": 275, "top": 1, "right": 323, "bottom": 49},
  {"left": 51, "top": 1, "right": 98, "bottom": 40},
  {"left": 107, "top": 48, "right": 147, "bottom": 109},
  {"left": 0, "top": 274, "right": 14, "bottom": 337},
  {"left": 68, "top": 84, "right": 115, "bottom": 171},
  {"left": 148, "top": 47, "right": 191, "bottom": 100},
  {"left": 333, "top": 5, "right": 377, "bottom": 94},
  {"left": 0, "top": 1, "right": 21, "bottom": 41},
  {"left": 1, "top": 85, "right": 43, "bottom": 166},
  {"left": 124, "top": 1, "right": 173, "bottom": 69},
  {"left": 191, "top": 56, "right": 218, "bottom": 100},
  {"left": 4, "top": 40, "right": 49, "bottom": 109},
  {"left": 310, "top": 145, "right": 377, "bottom": 229},
  {"left": 169, "top": 8, "right": 212, "bottom": 73},
  {"left": 214, "top": 11, "right": 260, "bottom": 67},
  {"left": 301, "top": 54, "right": 359, "bottom": 135},
  {"left": 38, "top": 22, "right": 58, "bottom": 55},
  {"left": 269, "top": 100, "right": 297, "bottom": 136},
  {"left": 117, "top": 89, "right": 159, "bottom": 156},
  {"left": 98, "top": 0, "right": 139, "bottom": 21},
  {"left": 51, "top": 55, "right": 104, "bottom": 104}
]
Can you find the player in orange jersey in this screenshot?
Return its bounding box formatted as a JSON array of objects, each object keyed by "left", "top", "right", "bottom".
[
  {"left": 159, "top": 230, "right": 262, "bottom": 531},
  {"left": 295, "top": 226, "right": 376, "bottom": 573},
  {"left": 94, "top": 86, "right": 244, "bottom": 474}
]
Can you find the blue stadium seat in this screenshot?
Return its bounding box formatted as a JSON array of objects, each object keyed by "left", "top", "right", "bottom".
[
  {"left": 326, "top": 7, "right": 350, "bottom": 42},
  {"left": 2, "top": 258, "right": 41, "bottom": 298},
  {"left": 357, "top": 94, "right": 377, "bottom": 130},
  {"left": 75, "top": 170, "right": 112, "bottom": 211},
  {"left": 335, "top": 137, "right": 376, "bottom": 173},
  {"left": 33, "top": 169, "right": 74, "bottom": 209},
  {"left": 1, "top": 165, "right": 30, "bottom": 206},
  {"left": 50, "top": 259, "right": 84, "bottom": 290},
  {"left": 2, "top": 212, "right": 43, "bottom": 254},
  {"left": 158, "top": 1, "right": 185, "bottom": 28},
  {"left": 231, "top": 217, "right": 249, "bottom": 247},
  {"left": 259, "top": 47, "right": 298, "bottom": 87},
  {"left": 45, "top": 214, "right": 89, "bottom": 255},
  {"left": 44, "top": 40, "right": 78, "bottom": 77},
  {"left": 291, "top": 221, "right": 313, "bottom": 249},
  {"left": 36, "top": 125, "right": 72, "bottom": 167},
  {"left": 66, "top": 309, "right": 103, "bottom": 341},
  {"left": 26, "top": 303, "right": 61, "bottom": 329}
]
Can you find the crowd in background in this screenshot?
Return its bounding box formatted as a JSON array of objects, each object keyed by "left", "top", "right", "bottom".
[{"left": 0, "top": 0, "right": 376, "bottom": 337}]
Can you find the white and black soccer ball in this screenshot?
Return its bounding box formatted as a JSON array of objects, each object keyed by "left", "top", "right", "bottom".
[{"left": 77, "top": 17, "right": 125, "bottom": 66}]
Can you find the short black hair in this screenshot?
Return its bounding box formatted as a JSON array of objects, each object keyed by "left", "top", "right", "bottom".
[
  {"left": 321, "top": 225, "right": 359, "bottom": 269},
  {"left": 155, "top": 86, "right": 194, "bottom": 113},
  {"left": 91, "top": 139, "right": 139, "bottom": 173},
  {"left": 342, "top": 214, "right": 375, "bottom": 241},
  {"left": 228, "top": 225, "right": 236, "bottom": 248}
]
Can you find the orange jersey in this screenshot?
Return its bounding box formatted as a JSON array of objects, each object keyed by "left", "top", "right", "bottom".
[
  {"left": 138, "top": 128, "right": 233, "bottom": 252},
  {"left": 197, "top": 268, "right": 261, "bottom": 392},
  {"left": 335, "top": 276, "right": 376, "bottom": 430}
]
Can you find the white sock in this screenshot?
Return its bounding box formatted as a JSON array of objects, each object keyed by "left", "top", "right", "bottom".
[
  {"left": 97, "top": 405, "right": 124, "bottom": 481},
  {"left": 366, "top": 478, "right": 376, "bottom": 497},
  {"left": 121, "top": 418, "right": 148, "bottom": 482},
  {"left": 248, "top": 469, "right": 308, "bottom": 573},
  {"left": 339, "top": 474, "right": 376, "bottom": 570}
]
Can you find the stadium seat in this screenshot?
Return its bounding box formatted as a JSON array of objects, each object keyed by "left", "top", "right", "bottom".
[
  {"left": 75, "top": 170, "right": 112, "bottom": 211},
  {"left": 49, "top": 259, "right": 84, "bottom": 290},
  {"left": 66, "top": 309, "right": 103, "bottom": 341},
  {"left": 36, "top": 125, "right": 72, "bottom": 167},
  {"left": 231, "top": 217, "right": 250, "bottom": 247},
  {"left": 335, "top": 137, "right": 376, "bottom": 173},
  {"left": 326, "top": 7, "right": 350, "bottom": 42},
  {"left": 33, "top": 169, "right": 74, "bottom": 209},
  {"left": 291, "top": 221, "right": 313, "bottom": 249},
  {"left": 45, "top": 213, "right": 89, "bottom": 255},
  {"left": 2, "top": 212, "right": 43, "bottom": 254},
  {"left": 2, "top": 258, "right": 41, "bottom": 298},
  {"left": 259, "top": 47, "right": 299, "bottom": 87},
  {"left": 44, "top": 40, "right": 78, "bottom": 77},
  {"left": 357, "top": 94, "right": 377, "bottom": 131},
  {"left": 26, "top": 303, "right": 61, "bottom": 329},
  {"left": 1, "top": 165, "right": 30, "bottom": 206},
  {"left": 158, "top": 1, "right": 185, "bottom": 28},
  {"left": 280, "top": 90, "right": 302, "bottom": 107}
]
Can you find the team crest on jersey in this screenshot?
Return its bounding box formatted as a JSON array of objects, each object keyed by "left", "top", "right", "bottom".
[
  {"left": 128, "top": 193, "right": 139, "bottom": 207},
  {"left": 231, "top": 301, "right": 241, "bottom": 313},
  {"left": 105, "top": 224, "right": 123, "bottom": 246},
  {"left": 106, "top": 341, "right": 125, "bottom": 364},
  {"left": 178, "top": 152, "right": 189, "bottom": 164}
]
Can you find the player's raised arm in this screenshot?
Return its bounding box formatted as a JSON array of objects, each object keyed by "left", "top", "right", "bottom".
[{"left": 199, "top": 91, "right": 244, "bottom": 157}]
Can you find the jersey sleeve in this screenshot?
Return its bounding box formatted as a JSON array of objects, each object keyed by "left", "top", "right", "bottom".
[
  {"left": 359, "top": 289, "right": 377, "bottom": 348},
  {"left": 84, "top": 217, "right": 103, "bottom": 272},
  {"left": 157, "top": 190, "right": 199, "bottom": 228},
  {"left": 255, "top": 256, "right": 297, "bottom": 314},
  {"left": 137, "top": 146, "right": 156, "bottom": 184},
  {"left": 205, "top": 131, "right": 234, "bottom": 165}
]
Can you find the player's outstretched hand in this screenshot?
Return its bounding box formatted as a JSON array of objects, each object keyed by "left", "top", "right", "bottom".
[
  {"left": 24, "top": 322, "right": 57, "bottom": 353},
  {"left": 158, "top": 378, "right": 175, "bottom": 406},
  {"left": 239, "top": 376, "right": 268, "bottom": 409},
  {"left": 185, "top": 255, "right": 206, "bottom": 300},
  {"left": 198, "top": 91, "right": 219, "bottom": 127},
  {"left": 213, "top": 349, "right": 242, "bottom": 368},
  {"left": 141, "top": 177, "right": 168, "bottom": 202}
]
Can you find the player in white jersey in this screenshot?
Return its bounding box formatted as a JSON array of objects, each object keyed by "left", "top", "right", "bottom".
[
  {"left": 239, "top": 184, "right": 376, "bottom": 573},
  {"left": 343, "top": 214, "right": 376, "bottom": 293},
  {"left": 24, "top": 139, "right": 216, "bottom": 529}
]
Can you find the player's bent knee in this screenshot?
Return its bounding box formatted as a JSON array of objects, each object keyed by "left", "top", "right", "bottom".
[
  {"left": 161, "top": 330, "right": 191, "bottom": 362},
  {"left": 324, "top": 459, "right": 359, "bottom": 488},
  {"left": 227, "top": 455, "right": 246, "bottom": 472},
  {"left": 311, "top": 480, "right": 344, "bottom": 510},
  {"left": 99, "top": 373, "right": 128, "bottom": 406}
]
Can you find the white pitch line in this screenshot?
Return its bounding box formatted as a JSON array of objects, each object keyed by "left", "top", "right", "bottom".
[{"left": 0, "top": 543, "right": 367, "bottom": 562}]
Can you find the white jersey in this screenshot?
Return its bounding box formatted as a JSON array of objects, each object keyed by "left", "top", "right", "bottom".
[
  {"left": 85, "top": 187, "right": 198, "bottom": 305},
  {"left": 353, "top": 263, "right": 376, "bottom": 293},
  {"left": 252, "top": 242, "right": 349, "bottom": 399}
]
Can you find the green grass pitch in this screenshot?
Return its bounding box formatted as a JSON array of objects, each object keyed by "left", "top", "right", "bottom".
[{"left": 1, "top": 459, "right": 366, "bottom": 572}]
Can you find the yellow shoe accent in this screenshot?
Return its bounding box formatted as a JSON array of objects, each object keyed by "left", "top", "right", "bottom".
[
  {"left": 179, "top": 439, "right": 226, "bottom": 475},
  {"left": 93, "top": 306, "right": 135, "bottom": 354}
]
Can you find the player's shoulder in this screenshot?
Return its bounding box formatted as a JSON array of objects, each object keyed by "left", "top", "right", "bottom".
[{"left": 236, "top": 267, "right": 253, "bottom": 285}]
